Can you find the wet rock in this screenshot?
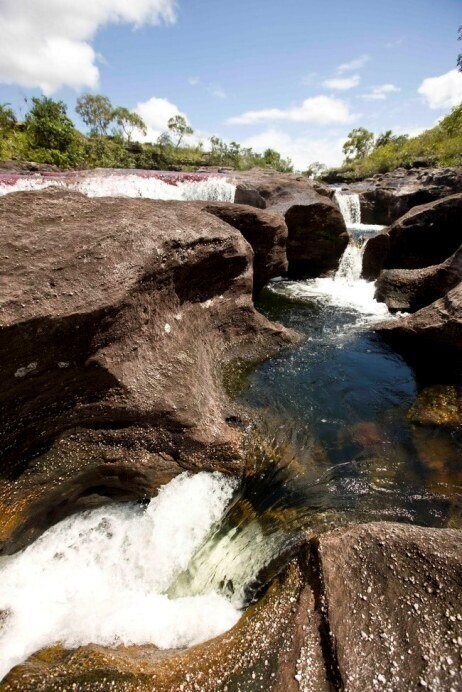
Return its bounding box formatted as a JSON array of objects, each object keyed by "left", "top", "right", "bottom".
[
  {"left": 408, "top": 385, "right": 462, "bottom": 428},
  {"left": 362, "top": 194, "right": 462, "bottom": 279},
  {"left": 0, "top": 188, "right": 296, "bottom": 551},
  {"left": 318, "top": 522, "right": 462, "bottom": 691},
  {"left": 375, "top": 283, "right": 462, "bottom": 378},
  {"left": 202, "top": 202, "right": 288, "bottom": 294},
  {"left": 285, "top": 202, "right": 349, "bottom": 279},
  {"left": 0, "top": 554, "right": 330, "bottom": 692},
  {"left": 375, "top": 246, "right": 462, "bottom": 312}
]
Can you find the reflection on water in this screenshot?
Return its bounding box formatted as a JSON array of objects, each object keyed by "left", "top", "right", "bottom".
[{"left": 238, "top": 280, "right": 461, "bottom": 530}]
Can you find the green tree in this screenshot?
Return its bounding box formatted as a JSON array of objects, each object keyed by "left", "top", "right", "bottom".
[
  {"left": 374, "top": 130, "right": 408, "bottom": 149},
  {"left": 458, "top": 26, "right": 462, "bottom": 71},
  {"left": 25, "top": 97, "right": 76, "bottom": 151},
  {"left": 262, "top": 148, "right": 293, "bottom": 172},
  {"left": 157, "top": 132, "right": 173, "bottom": 148},
  {"left": 168, "top": 115, "right": 193, "bottom": 148},
  {"left": 342, "top": 127, "right": 375, "bottom": 162},
  {"left": 304, "top": 161, "right": 327, "bottom": 179},
  {"left": 76, "top": 94, "right": 114, "bottom": 136},
  {"left": 0, "top": 104, "right": 16, "bottom": 130},
  {"left": 112, "top": 107, "right": 146, "bottom": 141},
  {"left": 439, "top": 103, "right": 462, "bottom": 137}
]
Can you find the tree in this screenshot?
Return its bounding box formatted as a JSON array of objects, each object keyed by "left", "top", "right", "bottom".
[
  {"left": 76, "top": 94, "right": 114, "bottom": 136},
  {"left": 342, "top": 127, "right": 375, "bottom": 162},
  {"left": 0, "top": 104, "right": 16, "bottom": 130},
  {"left": 112, "top": 107, "right": 146, "bottom": 141},
  {"left": 262, "top": 148, "right": 293, "bottom": 172},
  {"left": 304, "top": 161, "right": 327, "bottom": 179},
  {"left": 458, "top": 26, "right": 462, "bottom": 71},
  {"left": 157, "top": 132, "right": 173, "bottom": 148},
  {"left": 374, "top": 130, "right": 408, "bottom": 149},
  {"left": 25, "top": 97, "right": 76, "bottom": 151},
  {"left": 168, "top": 115, "right": 193, "bottom": 148}
]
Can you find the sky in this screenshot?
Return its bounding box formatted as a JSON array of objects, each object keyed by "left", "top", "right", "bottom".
[{"left": 0, "top": 0, "right": 461, "bottom": 169}]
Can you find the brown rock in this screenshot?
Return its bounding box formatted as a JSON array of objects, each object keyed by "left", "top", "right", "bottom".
[
  {"left": 286, "top": 201, "right": 349, "bottom": 278},
  {"left": 202, "top": 202, "right": 288, "bottom": 294},
  {"left": 0, "top": 188, "right": 296, "bottom": 550},
  {"left": 375, "top": 283, "right": 462, "bottom": 377},
  {"left": 319, "top": 522, "right": 462, "bottom": 691},
  {"left": 362, "top": 194, "right": 462, "bottom": 278},
  {"left": 375, "top": 246, "right": 462, "bottom": 311},
  {"left": 408, "top": 384, "right": 462, "bottom": 427}
]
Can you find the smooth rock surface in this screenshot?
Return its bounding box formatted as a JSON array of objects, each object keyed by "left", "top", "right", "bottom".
[
  {"left": 0, "top": 188, "right": 296, "bottom": 552},
  {"left": 202, "top": 202, "right": 288, "bottom": 294},
  {"left": 375, "top": 246, "right": 462, "bottom": 312},
  {"left": 362, "top": 194, "right": 462, "bottom": 279}
]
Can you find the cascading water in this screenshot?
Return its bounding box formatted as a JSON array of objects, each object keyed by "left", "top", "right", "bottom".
[
  {"left": 0, "top": 473, "right": 241, "bottom": 680},
  {"left": 334, "top": 189, "right": 361, "bottom": 226},
  {"left": 0, "top": 171, "right": 236, "bottom": 202}
]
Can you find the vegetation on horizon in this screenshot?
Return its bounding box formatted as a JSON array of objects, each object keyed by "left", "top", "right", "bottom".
[
  {"left": 319, "top": 103, "right": 462, "bottom": 181},
  {"left": 0, "top": 94, "right": 293, "bottom": 173}
]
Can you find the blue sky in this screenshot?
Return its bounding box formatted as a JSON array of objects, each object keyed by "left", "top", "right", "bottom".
[{"left": 1, "top": 0, "right": 461, "bottom": 168}]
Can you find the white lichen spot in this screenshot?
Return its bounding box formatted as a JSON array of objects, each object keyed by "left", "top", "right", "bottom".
[
  {"left": 58, "top": 362, "right": 69, "bottom": 369},
  {"left": 14, "top": 362, "right": 37, "bottom": 378},
  {"left": 164, "top": 323, "right": 172, "bottom": 334},
  {"left": 174, "top": 313, "right": 183, "bottom": 321}
]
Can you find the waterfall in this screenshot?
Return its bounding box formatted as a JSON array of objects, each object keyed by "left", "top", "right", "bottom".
[
  {"left": 334, "top": 238, "right": 365, "bottom": 283},
  {"left": 0, "top": 473, "right": 241, "bottom": 680},
  {"left": 334, "top": 189, "right": 361, "bottom": 227},
  {"left": 0, "top": 172, "right": 236, "bottom": 203}
]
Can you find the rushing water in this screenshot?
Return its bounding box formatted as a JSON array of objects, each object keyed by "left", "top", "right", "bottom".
[
  {"left": 0, "top": 187, "right": 460, "bottom": 680},
  {"left": 0, "top": 170, "right": 236, "bottom": 202}
]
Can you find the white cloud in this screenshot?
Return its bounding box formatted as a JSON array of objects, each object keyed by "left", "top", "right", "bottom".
[
  {"left": 0, "top": 0, "right": 177, "bottom": 93},
  {"left": 188, "top": 76, "right": 200, "bottom": 86},
  {"left": 227, "top": 95, "right": 353, "bottom": 126},
  {"left": 337, "top": 55, "right": 370, "bottom": 73},
  {"left": 323, "top": 75, "right": 360, "bottom": 91},
  {"left": 211, "top": 87, "right": 227, "bottom": 99},
  {"left": 241, "top": 128, "right": 345, "bottom": 170},
  {"left": 135, "top": 96, "right": 186, "bottom": 142},
  {"left": 418, "top": 69, "right": 462, "bottom": 109},
  {"left": 362, "top": 84, "right": 400, "bottom": 101}
]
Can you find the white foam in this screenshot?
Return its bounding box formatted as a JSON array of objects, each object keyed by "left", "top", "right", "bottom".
[
  {"left": 0, "top": 472, "right": 240, "bottom": 680},
  {"left": 0, "top": 174, "right": 236, "bottom": 202},
  {"left": 334, "top": 190, "right": 361, "bottom": 226}
]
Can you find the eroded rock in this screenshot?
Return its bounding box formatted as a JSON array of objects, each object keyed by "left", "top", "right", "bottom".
[
  {"left": 0, "top": 188, "right": 296, "bottom": 552},
  {"left": 363, "top": 194, "right": 462, "bottom": 279},
  {"left": 375, "top": 246, "right": 462, "bottom": 312}
]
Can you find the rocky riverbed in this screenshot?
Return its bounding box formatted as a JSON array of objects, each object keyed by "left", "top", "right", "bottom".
[{"left": 0, "top": 167, "right": 460, "bottom": 690}]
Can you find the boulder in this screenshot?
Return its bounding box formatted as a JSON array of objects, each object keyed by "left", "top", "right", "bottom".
[
  {"left": 363, "top": 193, "right": 462, "bottom": 279},
  {"left": 230, "top": 169, "right": 347, "bottom": 279},
  {"left": 230, "top": 167, "right": 333, "bottom": 211},
  {"left": 0, "top": 188, "right": 296, "bottom": 552},
  {"left": 351, "top": 166, "right": 462, "bottom": 226},
  {"left": 375, "top": 283, "right": 462, "bottom": 378},
  {"left": 408, "top": 385, "right": 462, "bottom": 428},
  {"left": 285, "top": 201, "right": 349, "bottom": 278},
  {"left": 375, "top": 246, "right": 462, "bottom": 311},
  {"left": 3, "top": 523, "right": 462, "bottom": 690},
  {"left": 202, "top": 203, "right": 288, "bottom": 294},
  {"left": 318, "top": 522, "right": 462, "bottom": 691}
]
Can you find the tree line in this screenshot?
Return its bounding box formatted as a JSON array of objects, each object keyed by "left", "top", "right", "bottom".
[{"left": 0, "top": 94, "right": 293, "bottom": 172}]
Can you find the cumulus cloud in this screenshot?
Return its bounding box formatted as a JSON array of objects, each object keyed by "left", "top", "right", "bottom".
[
  {"left": 241, "top": 129, "right": 345, "bottom": 170},
  {"left": 0, "top": 0, "right": 177, "bottom": 93},
  {"left": 418, "top": 69, "right": 462, "bottom": 109},
  {"left": 227, "top": 95, "right": 353, "bottom": 126},
  {"left": 362, "top": 84, "right": 400, "bottom": 100},
  {"left": 135, "top": 96, "right": 186, "bottom": 142},
  {"left": 323, "top": 75, "right": 360, "bottom": 91},
  {"left": 337, "top": 55, "right": 370, "bottom": 73}
]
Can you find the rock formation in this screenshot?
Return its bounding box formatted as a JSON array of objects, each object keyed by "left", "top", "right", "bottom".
[
  {"left": 3, "top": 523, "right": 461, "bottom": 691},
  {"left": 0, "top": 188, "right": 296, "bottom": 553},
  {"left": 375, "top": 246, "right": 462, "bottom": 312}
]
